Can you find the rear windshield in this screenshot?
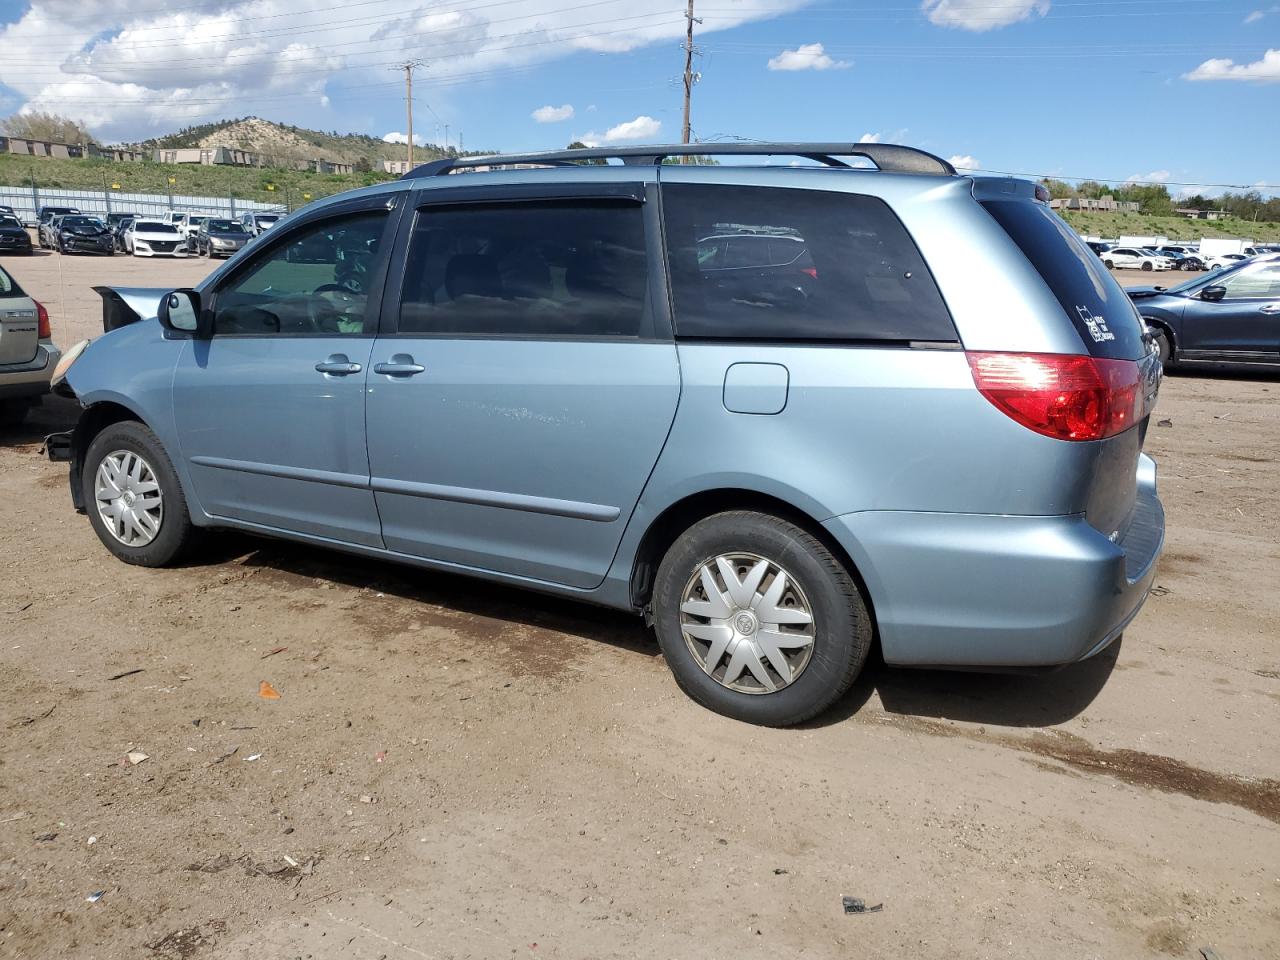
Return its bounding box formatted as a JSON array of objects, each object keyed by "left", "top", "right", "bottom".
[
  {"left": 981, "top": 200, "right": 1146, "bottom": 360},
  {"left": 0, "top": 265, "right": 21, "bottom": 296}
]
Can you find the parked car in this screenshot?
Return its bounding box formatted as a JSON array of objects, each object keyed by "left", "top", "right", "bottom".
[
  {"left": 124, "top": 219, "right": 190, "bottom": 258},
  {"left": 45, "top": 142, "right": 1164, "bottom": 727},
  {"left": 106, "top": 212, "right": 140, "bottom": 231},
  {"left": 36, "top": 206, "right": 80, "bottom": 231},
  {"left": 0, "top": 213, "right": 33, "bottom": 255},
  {"left": 1155, "top": 246, "right": 1206, "bottom": 271},
  {"left": 239, "top": 212, "right": 281, "bottom": 236},
  {"left": 1129, "top": 259, "right": 1280, "bottom": 367},
  {"left": 48, "top": 215, "right": 115, "bottom": 256},
  {"left": 111, "top": 217, "right": 135, "bottom": 252},
  {"left": 1204, "top": 252, "right": 1250, "bottom": 271},
  {"left": 1085, "top": 241, "right": 1111, "bottom": 258},
  {"left": 1101, "top": 247, "right": 1171, "bottom": 271},
  {"left": 192, "top": 218, "right": 253, "bottom": 259},
  {"left": 175, "top": 213, "right": 209, "bottom": 243},
  {"left": 0, "top": 262, "right": 60, "bottom": 426}
]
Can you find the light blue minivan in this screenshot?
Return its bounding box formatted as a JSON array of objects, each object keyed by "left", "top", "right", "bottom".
[{"left": 47, "top": 143, "right": 1165, "bottom": 726}]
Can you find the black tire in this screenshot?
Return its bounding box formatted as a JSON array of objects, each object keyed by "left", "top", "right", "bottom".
[
  {"left": 1141, "top": 261, "right": 1153, "bottom": 271},
  {"left": 82, "top": 420, "right": 196, "bottom": 567},
  {"left": 652, "top": 511, "right": 872, "bottom": 727},
  {"left": 1104, "top": 259, "right": 1114, "bottom": 270},
  {"left": 1151, "top": 327, "right": 1173, "bottom": 369}
]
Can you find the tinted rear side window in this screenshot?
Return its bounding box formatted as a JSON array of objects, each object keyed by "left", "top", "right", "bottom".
[
  {"left": 662, "top": 183, "right": 956, "bottom": 342},
  {"left": 981, "top": 200, "right": 1146, "bottom": 360}
]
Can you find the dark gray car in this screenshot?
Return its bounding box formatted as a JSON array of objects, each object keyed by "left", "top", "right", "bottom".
[{"left": 193, "top": 218, "right": 252, "bottom": 259}]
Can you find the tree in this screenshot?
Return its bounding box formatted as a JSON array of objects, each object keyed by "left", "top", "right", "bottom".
[
  {"left": 1, "top": 111, "right": 97, "bottom": 146},
  {"left": 353, "top": 156, "right": 372, "bottom": 174},
  {"left": 566, "top": 141, "right": 607, "bottom": 165}
]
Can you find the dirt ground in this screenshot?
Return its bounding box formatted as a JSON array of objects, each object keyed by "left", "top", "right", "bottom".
[{"left": 1, "top": 250, "right": 1277, "bottom": 960}]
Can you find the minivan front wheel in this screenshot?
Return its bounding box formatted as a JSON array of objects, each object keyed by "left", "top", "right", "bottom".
[
  {"left": 653, "top": 511, "right": 872, "bottom": 726},
  {"left": 83, "top": 421, "right": 195, "bottom": 567}
]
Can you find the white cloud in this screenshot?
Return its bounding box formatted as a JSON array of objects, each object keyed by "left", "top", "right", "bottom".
[
  {"left": 578, "top": 115, "right": 661, "bottom": 146},
  {"left": 948, "top": 154, "right": 981, "bottom": 170},
  {"left": 531, "top": 103, "right": 574, "bottom": 123},
  {"left": 0, "top": 0, "right": 813, "bottom": 142},
  {"left": 1184, "top": 49, "right": 1280, "bottom": 83},
  {"left": 858, "top": 132, "right": 881, "bottom": 143},
  {"left": 382, "top": 131, "right": 426, "bottom": 146},
  {"left": 767, "top": 42, "right": 850, "bottom": 71},
  {"left": 1245, "top": 10, "right": 1265, "bottom": 23},
  {"left": 922, "top": 0, "right": 1050, "bottom": 32},
  {"left": 1126, "top": 169, "right": 1170, "bottom": 184}
]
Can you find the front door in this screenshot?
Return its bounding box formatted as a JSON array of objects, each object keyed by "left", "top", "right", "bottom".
[
  {"left": 365, "top": 187, "right": 680, "bottom": 589},
  {"left": 172, "top": 202, "right": 397, "bottom": 546},
  {"left": 1180, "top": 262, "right": 1280, "bottom": 358}
]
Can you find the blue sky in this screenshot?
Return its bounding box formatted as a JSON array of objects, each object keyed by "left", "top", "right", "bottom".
[{"left": 0, "top": 0, "right": 1276, "bottom": 195}]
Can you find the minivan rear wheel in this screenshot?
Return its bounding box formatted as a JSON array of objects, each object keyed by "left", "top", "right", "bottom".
[
  {"left": 83, "top": 421, "right": 196, "bottom": 567},
  {"left": 652, "top": 511, "right": 872, "bottom": 726}
]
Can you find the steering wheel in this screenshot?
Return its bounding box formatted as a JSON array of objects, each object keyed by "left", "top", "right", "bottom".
[{"left": 306, "top": 282, "right": 359, "bottom": 332}]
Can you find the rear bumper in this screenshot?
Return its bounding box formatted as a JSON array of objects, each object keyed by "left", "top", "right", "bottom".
[
  {"left": 823, "top": 454, "right": 1164, "bottom": 668},
  {"left": 0, "top": 342, "right": 60, "bottom": 399}
]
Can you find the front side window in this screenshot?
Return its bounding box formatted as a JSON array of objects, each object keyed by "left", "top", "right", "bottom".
[
  {"left": 398, "top": 200, "right": 649, "bottom": 337},
  {"left": 213, "top": 211, "right": 387, "bottom": 336},
  {"left": 1216, "top": 264, "right": 1280, "bottom": 300},
  {"left": 663, "top": 183, "right": 955, "bottom": 342}
]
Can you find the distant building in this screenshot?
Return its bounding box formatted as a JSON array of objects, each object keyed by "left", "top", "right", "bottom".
[
  {"left": 307, "top": 159, "right": 353, "bottom": 175},
  {"left": 0, "top": 136, "right": 76, "bottom": 159},
  {"left": 1174, "top": 207, "right": 1227, "bottom": 221},
  {"left": 87, "top": 145, "right": 145, "bottom": 162},
  {"left": 1049, "top": 196, "right": 1140, "bottom": 213},
  {"left": 155, "top": 146, "right": 263, "bottom": 166},
  {"left": 382, "top": 159, "right": 414, "bottom": 175}
]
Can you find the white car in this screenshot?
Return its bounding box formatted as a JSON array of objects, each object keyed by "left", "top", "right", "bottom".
[
  {"left": 175, "top": 213, "right": 209, "bottom": 242},
  {"left": 124, "top": 219, "right": 191, "bottom": 258},
  {"left": 1204, "top": 253, "right": 1250, "bottom": 272},
  {"left": 1100, "top": 246, "right": 1171, "bottom": 271},
  {"left": 239, "top": 212, "right": 281, "bottom": 236}
]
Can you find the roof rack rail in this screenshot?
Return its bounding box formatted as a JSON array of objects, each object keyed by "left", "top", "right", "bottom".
[{"left": 401, "top": 142, "right": 956, "bottom": 180}]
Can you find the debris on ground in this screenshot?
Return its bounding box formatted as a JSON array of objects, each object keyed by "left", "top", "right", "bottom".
[
  {"left": 375, "top": 750, "right": 386, "bottom": 762},
  {"left": 1157, "top": 418, "right": 1173, "bottom": 428},
  {"left": 11, "top": 705, "right": 56, "bottom": 727},
  {"left": 34, "top": 832, "right": 57, "bottom": 842},
  {"left": 1151, "top": 584, "right": 1172, "bottom": 596},
  {"left": 842, "top": 896, "right": 883, "bottom": 915},
  {"left": 261, "top": 647, "right": 288, "bottom": 659},
  {"left": 118, "top": 751, "right": 149, "bottom": 767},
  {"left": 205, "top": 745, "right": 239, "bottom": 767},
  {"left": 244, "top": 753, "right": 262, "bottom": 762},
  {"left": 359, "top": 795, "right": 376, "bottom": 804},
  {"left": 107, "top": 668, "right": 144, "bottom": 681},
  {"left": 85, "top": 891, "right": 105, "bottom": 904},
  {"left": 772, "top": 868, "right": 788, "bottom": 875},
  {"left": 87, "top": 836, "right": 97, "bottom": 845},
  {"left": 258, "top": 681, "right": 281, "bottom": 700}
]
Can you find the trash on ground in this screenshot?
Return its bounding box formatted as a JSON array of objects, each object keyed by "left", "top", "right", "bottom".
[
  {"left": 107, "top": 668, "right": 144, "bottom": 681},
  {"left": 244, "top": 753, "right": 262, "bottom": 762},
  {"left": 34, "top": 832, "right": 57, "bottom": 842},
  {"left": 86, "top": 891, "right": 105, "bottom": 903},
  {"left": 842, "top": 896, "right": 883, "bottom": 915},
  {"left": 772, "top": 868, "right": 788, "bottom": 875},
  {"left": 258, "top": 681, "right": 281, "bottom": 700},
  {"left": 375, "top": 750, "right": 386, "bottom": 762},
  {"left": 1157, "top": 418, "right": 1173, "bottom": 428},
  {"left": 359, "top": 795, "right": 376, "bottom": 804},
  {"left": 261, "top": 647, "right": 288, "bottom": 659},
  {"left": 206, "top": 745, "right": 239, "bottom": 767},
  {"left": 122, "top": 751, "right": 149, "bottom": 766},
  {"left": 282, "top": 855, "right": 299, "bottom": 868},
  {"left": 87, "top": 836, "right": 97, "bottom": 845}
]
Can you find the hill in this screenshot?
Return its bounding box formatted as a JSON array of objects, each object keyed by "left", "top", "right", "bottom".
[
  {"left": 1060, "top": 210, "right": 1280, "bottom": 243},
  {"left": 132, "top": 116, "right": 459, "bottom": 170}
]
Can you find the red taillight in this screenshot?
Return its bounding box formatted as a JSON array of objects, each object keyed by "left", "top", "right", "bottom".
[
  {"left": 801, "top": 267, "right": 818, "bottom": 279},
  {"left": 35, "top": 301, "right": 51, "bottom": 339},
  {"left": 967, "top": 352, "right": 1141, "bottom": 442}
]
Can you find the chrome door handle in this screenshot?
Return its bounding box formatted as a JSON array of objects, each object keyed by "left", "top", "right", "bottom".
[
  {"left": 315, "top": 354, "right": 362, "bottom": 375},
  {"left": 1259, "top": 304, "right": 1280, "bottom": 314},
  {"left": 373, "top": 353, "right": 425, "bottom": 376}
]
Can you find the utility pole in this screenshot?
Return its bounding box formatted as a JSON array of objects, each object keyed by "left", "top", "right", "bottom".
[
  {"left": 396, "top": 60, "right": 424, "bottom": 169},
  {"left": 681, "top": 0, "right": 698, "bottom": 145},
  {"left": 444, "top": 124, "right": 450, "bottom": 154}
]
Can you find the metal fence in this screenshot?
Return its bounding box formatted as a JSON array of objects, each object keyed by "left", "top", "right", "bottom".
[{"left": 0, "top": 184, "right": 288, "bottom": 225}]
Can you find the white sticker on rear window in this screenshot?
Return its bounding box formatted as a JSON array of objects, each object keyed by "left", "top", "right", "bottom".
[{"left": 1076, "top": 306, "right": 1115, "bottom": 343}]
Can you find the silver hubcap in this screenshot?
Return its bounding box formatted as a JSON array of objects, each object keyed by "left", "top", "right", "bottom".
[
  {"left": 94, "top": 450, "right": 163, "bottom": 547},
  {"left": 679, "top": 553, "right": 816, "bottom": 695}
]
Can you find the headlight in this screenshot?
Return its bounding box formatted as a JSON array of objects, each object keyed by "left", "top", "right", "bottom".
[
  {"left": 51, "top": 338, "right": 90, "bottom": 387},
  {"left": 134, "top": 240, "right": 150, "bottom": 249}
]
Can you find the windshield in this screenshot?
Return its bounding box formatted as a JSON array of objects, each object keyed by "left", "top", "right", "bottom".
[
  {"left": 207, "top": 220, "right": 239, "bottom": 233},
  {"left": 135, "top": 221, "right": 178, "bottom": 234},
  {"left": 63, "top": 216, "right": 105, "bottom": 229},
  {"left": 0, "top": 216, "right": 21, "bottom": 229},
  {"left": 189, "top": 216, "right": 207, "bottom": 225}
]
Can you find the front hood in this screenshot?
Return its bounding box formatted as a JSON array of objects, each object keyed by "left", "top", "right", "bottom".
[
  {"left": 0, "top": 227, "right": 28, "bottom": 237},
  {"left": 133, "top": 231, "right": 183, "bottom": 242},
  {"left": 1125, "top": 286, "right": 1171, "bottom": 300},
  {"left": 93, "top": 286, "right": 170, "bottom": 332}
]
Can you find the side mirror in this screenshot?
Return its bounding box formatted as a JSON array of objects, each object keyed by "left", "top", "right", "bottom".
[
  {"left": 1199, "top": 285, "right": 1227, "bottom": 303},
  {"left": 158, "top": 289, "right": 208, "bottom": 337}
]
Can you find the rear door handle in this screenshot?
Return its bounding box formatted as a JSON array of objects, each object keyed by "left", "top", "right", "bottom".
[
  {"left": 373, "top": 353, "right": 425, "bottom": 377},
  {"left": 315, "top": 354, "right": 362, "bottom": 375},
  {"left": 1260, "top": 304, "right": 1280, "bottom": 314}
]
